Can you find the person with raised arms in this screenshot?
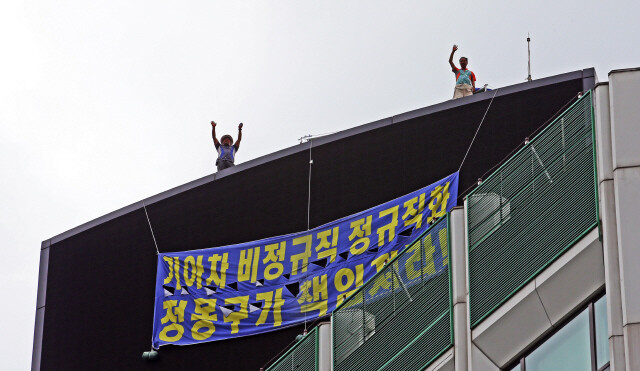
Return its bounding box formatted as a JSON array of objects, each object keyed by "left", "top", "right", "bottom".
[
  {"left": 449, "top": 44, "right": 476, "bottom": 99},
  {"left": 211, "top": 121, "right": 243, "bottom": 171}
]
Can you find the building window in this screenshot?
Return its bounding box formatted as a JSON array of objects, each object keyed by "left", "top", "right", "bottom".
[
  {"left": 506, "top": 293, "right": 610, "bottom": 371},
  {"left": 526, "top": 308, "right": 591, "bottom": 370}
]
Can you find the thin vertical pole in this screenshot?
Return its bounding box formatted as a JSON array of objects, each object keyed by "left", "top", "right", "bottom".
[{"left": 527, "top": 33, "right": 532, "bottom": 82}]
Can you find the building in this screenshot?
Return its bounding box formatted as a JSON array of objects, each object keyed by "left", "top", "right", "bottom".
[
  {"left": 34, "top": 67, "right": 638, "bottom": 370},
  {"left": 265, "top": 68, "right": 640, "bottom": 371}
]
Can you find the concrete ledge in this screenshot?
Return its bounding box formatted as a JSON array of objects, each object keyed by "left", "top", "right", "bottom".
[
  {"left": 472, "top": 228, "right": 603, "bottom": 367},
  {"left": 472, "top": 279, "right": 550, "bottom": 367},
  {"left": 423, "top": 347, "right": 454, "bottom": 371},
  {"left": 470, "top": 344, "right": 499, "bottom": 371},
  {"left": 535, "top": 228, "right": 603, "bottom": 324}
]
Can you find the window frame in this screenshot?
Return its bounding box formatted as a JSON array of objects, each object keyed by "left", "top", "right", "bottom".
[{"left": 505, "top": 291, "right": 610, "bottom": 371}]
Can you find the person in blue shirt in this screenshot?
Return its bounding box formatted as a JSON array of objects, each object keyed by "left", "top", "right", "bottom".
[
  {"left": 448, "top": 44, "right": 476, "bottom": 99},
  {"left": 211, "top": 121, "right": 243, "bottom": 171}
]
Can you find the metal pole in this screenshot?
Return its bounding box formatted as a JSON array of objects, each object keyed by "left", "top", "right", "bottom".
[
  {"left": 527, "top": 33, "right": 532, "bottom": 82},
  {"left": 531, "top": 145, "right": 553, "bottom": 183},
  {"left": 393, "top": 265, "right": 413, "bottom": 302}
]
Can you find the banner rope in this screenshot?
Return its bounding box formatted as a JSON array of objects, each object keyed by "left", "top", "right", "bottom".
[
  {"left": 307, "top": 139, "right": 313, "bottom": 231},
  {"left": 143, "top": 201, "right": 160, "bottom": 255},
  {"left": 458, "top": 88, "right": 499, "bottom": 172},
  {"left": 304, "top": 139, "right": 313, "bottom": 332}
]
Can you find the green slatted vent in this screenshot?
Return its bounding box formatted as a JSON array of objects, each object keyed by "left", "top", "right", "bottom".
[
  {"left": 467, "top": 91, "right": 598, "bottom": 328},
  {"left": 267, "top": 325, "right": 318, "bottom": 371},
  {"left": 333, "top": 216, "right": 452, "bottom": 371}
]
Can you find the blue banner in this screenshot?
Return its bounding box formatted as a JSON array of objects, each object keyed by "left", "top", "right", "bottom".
[{"left": 152, "top": 172, "right": 458, "bottom": 347}]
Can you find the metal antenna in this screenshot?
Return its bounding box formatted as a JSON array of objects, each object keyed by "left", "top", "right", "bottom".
[
  {"left": 298, "top": 131, "right": 338, "bottom": 144},
  {"left": 299, "top": 134, "right": 312, "bottom": 144},
  {"left": 527, "top": 33, "right": 532, "bottom": 82}
]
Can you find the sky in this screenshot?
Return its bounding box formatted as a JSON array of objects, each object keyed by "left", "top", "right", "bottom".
[{"left": 1, "top": 1, "right": 639, "bottom": 368}]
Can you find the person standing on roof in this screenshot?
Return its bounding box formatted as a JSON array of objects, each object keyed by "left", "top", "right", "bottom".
[
  {"left": 211, "top": 121, "right": 242, "bottom": 171},
  {"left": 449, "top": 44, "right": 476, "bottom": 99}
]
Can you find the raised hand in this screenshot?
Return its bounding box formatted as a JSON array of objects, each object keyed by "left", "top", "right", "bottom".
[
  {"left": 211, "top": 121, "right": 217, "bottom": 127},
  {"left": 238, "top": 123, "right": 243, "bottom": 130}
]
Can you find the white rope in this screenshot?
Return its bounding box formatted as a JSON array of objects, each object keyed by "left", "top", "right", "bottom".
[
  {"left": 458, "top": 89, "right": 500, "bottom": 172},
  {"left": 143, "top": 201, "right": 160, "bottom": 255},
  {"left": 304, "top": 139, "right": 313, "bottom": 332},
  {"left": 143, "top": 200, "right": 160, "bottom": 351},
  {"left": 307, "top": 139, "right": 313, "bottom": 231}
]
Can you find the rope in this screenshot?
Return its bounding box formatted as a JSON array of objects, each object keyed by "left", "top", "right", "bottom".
[
  {"left": 307, "top": 140, "right": 313, "bottom": 231},
  {"left": 458, "top": 88, "right": 499, "bottom": 172},
  {"left": 143, "top": 200, "right": 160, "bottom": 351},
  {"left": 142, "top": 201, "right": 160, "bottom": 255},
  {"left": 304, "top": 139, "right": 314, "bottom": 332}
]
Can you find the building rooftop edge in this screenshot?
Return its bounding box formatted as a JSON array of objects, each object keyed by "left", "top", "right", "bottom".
[
  {"left": 46, "top": 68, "right": 596, "bottom": 245},
  {"left": 608, "top": 67, "right": 640, "bottom": 75}
]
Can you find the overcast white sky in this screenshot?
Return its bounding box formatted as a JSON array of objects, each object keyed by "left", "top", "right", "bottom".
[{"left": 2, "top": 1, "right": 639, "bottom": 368}]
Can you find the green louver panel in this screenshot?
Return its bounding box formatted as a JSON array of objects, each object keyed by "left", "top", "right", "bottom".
[
  {"left": 267, "top": 325, "right": 318, "bottom": 371},
  {"left": 333, "top": 216, "right": 452, "bottom": 371},
  {"left": 467, "top": 91, "right": 597, "bottom": 328}
]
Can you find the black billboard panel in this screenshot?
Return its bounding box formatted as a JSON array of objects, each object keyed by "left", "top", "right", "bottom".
[{"left": 35, "top": 69, "right": 594, "bottom": 370}]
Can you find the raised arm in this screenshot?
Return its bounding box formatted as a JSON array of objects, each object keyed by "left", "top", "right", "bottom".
[
  {"left": 449, "top": 45, "right": 458, "bottom": 71},
  {"left": 234, "top": 123, "right": 243, "bottom": 150},
  {"left": 211, "top": 121, "right": 220, "bottom": 149}
]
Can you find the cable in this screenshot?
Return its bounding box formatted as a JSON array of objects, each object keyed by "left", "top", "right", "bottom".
[
  {"left": 458, "top": 88, "right": 499, "bottom": 172},
  {"left": 307, "top": 139, "right": 313, "bottom": 231},
  {"left": 142, "top": 201, "right": 160, "bottom": 255},
  {"left": 304, "top": 139, "right": 314, "bottom": 332}
]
